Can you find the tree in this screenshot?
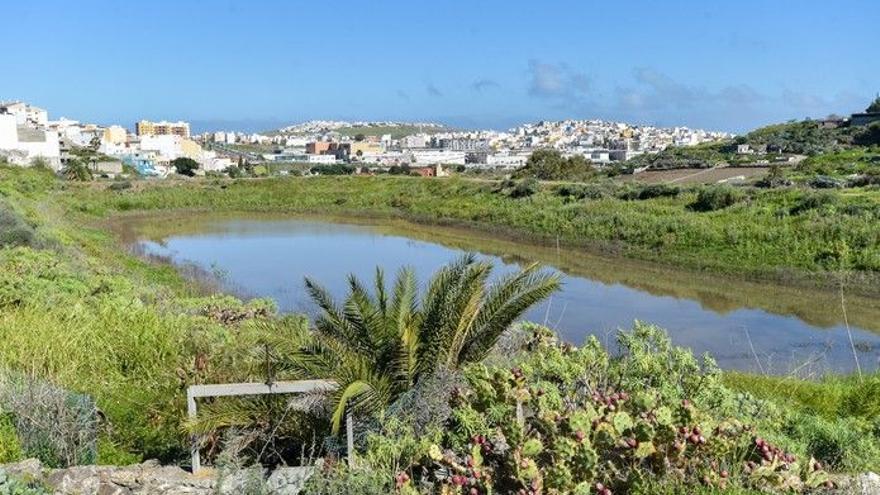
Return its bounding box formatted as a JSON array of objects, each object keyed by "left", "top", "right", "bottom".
[
  {"left": 866, "top": 96, "right": 880, "bottom": 113},
  {"left": 171, "top": 157, "right": 199, "bottom": 177},
  {"left": 354, "top": 133, "right": 366, "bottom": 142},
  {"left": 298, "top": 255, "right": 560, "bottom": 432},
  {"left": 61, "top": 159, "right": 92, "bottom": 181},
  {"left": 513, "top": 148, "right": 596, "bottom": 181}
]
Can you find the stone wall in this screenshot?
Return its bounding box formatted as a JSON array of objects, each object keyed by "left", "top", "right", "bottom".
[{"left": 0, "top": 458, "right": 315, "bottom": 495}]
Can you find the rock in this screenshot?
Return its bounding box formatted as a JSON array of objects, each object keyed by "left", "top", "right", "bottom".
[
  {"left": 1, "top": 458, "right": 43, "bottom": 480},
  {"left": 267, "top": 466, "right": 315, "bottom": 495},
  {"left": 215, "top": 466, "right": 266, "bottom": 495},
  {"left": 0, "top": 460, "right": 316, "bottom": 495},
  {"left": 852, "top": 472, "right": 880, "bottom": 495}
]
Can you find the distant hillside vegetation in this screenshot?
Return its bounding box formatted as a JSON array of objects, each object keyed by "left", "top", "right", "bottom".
[{"left": 627, "top": 118, "right": 880, "bottom": 171}]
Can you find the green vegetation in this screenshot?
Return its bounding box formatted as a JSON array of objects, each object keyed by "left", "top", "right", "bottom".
[
  {"left": 170, "top": 157, "right": 199, "bottom": 177},
  {"left": 689, "top": 186, "right": 745, "bottom": 212},
  {"left": 64, "top": 174, "right": 880, "bottom": 293},
  {"left": 309, "top": 163, "right": 355, "bottom": 176},
  {"left": 866, "top": 97, "right": 880, "bottom": 114},
  {"left": 303, "top": 324, "right": 877, "bottom": 494},
  {"left": 333, "top": 124, "right": 447, "bottom": 140},
  {"left": 299, "top": 255, "right": 559, "bottom": 432},
  {"left": 0, "top": 166, "right": 877, "bottom": 494},
  {"left": 61, "top": 159, "right": 92, "bottom": 182},
  {"left": 626, "top": 142, "right": 732, "bottom": 170},
  {"left": 513, "top": 149, "right": 596, "bottom": 181}
]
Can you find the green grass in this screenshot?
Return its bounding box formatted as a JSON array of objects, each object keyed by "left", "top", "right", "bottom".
[
  {"left": 724, "top": 372, "right": 880, "bottom": 421},
  {"left": 792, "top": 147, "right": 880, "bottom": 179},
  {"left": 333, "top": 124, "right": 447, "bottom": 139}
]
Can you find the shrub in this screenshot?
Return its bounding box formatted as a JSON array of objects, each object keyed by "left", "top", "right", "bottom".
[
  {"left": 61, "top": 160, "right": 92, "bottom": 182},
  {"left": 0, "top": 203, "right": 40, "bottom": 249},
  {"left": 689, "top": 186, "right": 745, "bottom": 212},
  {"left": 0, "top": 469, "right": 50, "bottom": 495},
  {"left": 107, "top": 180, "right": 132, "bottom": 191},
  {"left": 618, "top": 183, "right": 681, "bottom": 201},
  {"left": 0, "top": 370, "right": 98, "bottom": 468},
  {"left": 808, "top": 175, "right": 843, "bottom": 189},
  {"left": 0, "top": 415, "right": 23, "bottom": 464},
  {"left": 171, "top": 157, "right": 199, "bottom": 177},
  {"left": 509, "top": 178, "right": 539, "bottom": 198},
  {"left": 555, "top": 184, "right": 609, "bottom": 200},
  {"left": 846, "top": 169, "right": 880, "bottom": 187},
  {"left": 789, "top": 192, "right": 837, "bottom": 215},
  {"left": 310, "top": 164, "right": 355, "bottom": 176},
  {"left": 513, "top": 149, "right": 596, "bottom": 181}
]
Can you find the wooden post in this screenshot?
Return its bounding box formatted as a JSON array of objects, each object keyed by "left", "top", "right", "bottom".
[{"left": 187, "top": 388, "right": 200, "bottom": 472}]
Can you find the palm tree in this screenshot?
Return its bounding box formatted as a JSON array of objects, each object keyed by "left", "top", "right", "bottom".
[
  {"left": 62, "top": 159, "right": 92, "bottom": 181},
  {"left": 299, "top": 254, "right": 560, "bottom": 432}
]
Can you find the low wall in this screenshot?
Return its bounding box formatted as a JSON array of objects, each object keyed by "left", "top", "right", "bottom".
[{"left": 0, "top": 458, "right": 316, "bottom": 495}]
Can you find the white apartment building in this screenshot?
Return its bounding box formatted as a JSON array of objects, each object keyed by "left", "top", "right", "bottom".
[
  {"left": 306, "top": 154, "right": 337, "bottom": 164},
  {"left": 0, "top": 113, "right": 61, "bottom": 170},
  {"left": 411, "top": 149, "right": 466, "bottom": 165},
  {"left": 486, "top": 153, "right": 530, "bottom": 169},
  {"left": 0, "top": 102, "right": 48, "bottom": 127}
]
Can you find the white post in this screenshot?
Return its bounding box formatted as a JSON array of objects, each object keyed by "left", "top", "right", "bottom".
[
  {"left": 346, "top": 413, "right": 355, "bottom": 467},
  {"left": 187, "top": 389, "right": 200, "bottom": 472}
]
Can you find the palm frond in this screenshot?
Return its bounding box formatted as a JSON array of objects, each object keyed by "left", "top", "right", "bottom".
[{"left": 460, "top": 265, "right": 560, "bottom": 363}]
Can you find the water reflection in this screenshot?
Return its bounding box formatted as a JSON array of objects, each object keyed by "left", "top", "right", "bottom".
[{"left": 116, "top": 214, "right": 880, "bottom": 375}]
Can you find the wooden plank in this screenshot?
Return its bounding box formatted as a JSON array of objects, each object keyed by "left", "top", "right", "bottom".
[{"left": 188, "top": 379, "right": 336, "bottom": 399}]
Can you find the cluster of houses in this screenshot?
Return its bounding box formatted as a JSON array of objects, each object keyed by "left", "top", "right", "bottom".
[
  {"left": 0, "top": 102, "right": 232, "bottom": 177},
  {"left": 202, "top": 118, "right": 731, "bottom": 172}
]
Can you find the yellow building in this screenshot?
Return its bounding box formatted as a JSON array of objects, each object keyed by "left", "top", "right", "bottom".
[
  {"left": 181, "top": 138, "right": 203, "bottom": 159},
  {"left": 136, "top": 120, "right": 190, "bottom": 138},
  {"left": 103, "top": 125, "right": 127, "bottom": 145},
  {"left": 350, "top": 141, "right": 382, "bottom": 158}
]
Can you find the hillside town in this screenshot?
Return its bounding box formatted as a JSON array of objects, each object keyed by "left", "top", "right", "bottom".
[{"left": 0, "top": 99, "right": 791, "bottom": 178}]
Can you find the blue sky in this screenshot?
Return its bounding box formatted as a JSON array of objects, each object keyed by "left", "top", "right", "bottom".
[{"left": 1, "top": 0, "right": 877, "bottom": 133}]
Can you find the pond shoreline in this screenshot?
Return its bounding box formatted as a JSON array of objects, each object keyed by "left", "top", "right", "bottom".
[{"left": 109, "top": 209, "right": 880, "bottom": 374}]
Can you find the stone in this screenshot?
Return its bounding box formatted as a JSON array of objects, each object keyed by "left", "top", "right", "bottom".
[
  {"left": 267, "top": 466, "right": 315, "bottom": 495},
  {"left": 852, "top": 472, "right": 880, "bottom": 495},
  {"left": 1, "top": 457, "right": 43, "bottom": 480},
  {"left": 0, "top": 460, "right": 318, "bottom": 495}
]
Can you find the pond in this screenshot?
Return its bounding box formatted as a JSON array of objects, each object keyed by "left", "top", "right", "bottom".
[{"left": 115, "top": 213, "right": 880, "bottom": 375}]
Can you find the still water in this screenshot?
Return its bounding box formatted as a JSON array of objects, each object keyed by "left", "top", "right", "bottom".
[{"left": 117, "top": 213, "right": 880, "bottom": 375}]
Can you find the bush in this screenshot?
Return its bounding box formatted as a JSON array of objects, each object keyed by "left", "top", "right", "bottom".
[
  {"left": 509, "top": 178, "right": 539, "bottom": 198},
  {"left": 310, "top": 164, "right": 355, "bottom": 176},
  {"left": 618, "top": 183, "right": 681, "bottom": 201},
  {"left": 789, "top": 192, "right": 837, "bottom": 216},
  {"left": 0, "top": 415, "right": 22, "bottom": 464},
  {"left": 689, "top": 186, "right": 745, "bottom": 212},
  {"left": 0, "top": 370, "right": 98, "bottom": 467},
  {"left": 171, "top": 157, "right": 200, "bottom": 177},
  {"left": 555, "top": 184, "right": 609, "bottom": 200},
  {"left": 808, "top": 175, "right": 843, "bottom": 189},
  {"left": 108, "top": 180, "right": 132, "bottom": 191},
  {"left": 513, "top": 149, "right": 596, "bottom": 181},
  {"left": 0, "top": 469, "right": 49, "bottom": 495},
  {"left": 853, "top": 121, "right": 880, "bottom": 146},
  {"left": 0, "top": 203, "right": 40, "bottom": 249}
]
